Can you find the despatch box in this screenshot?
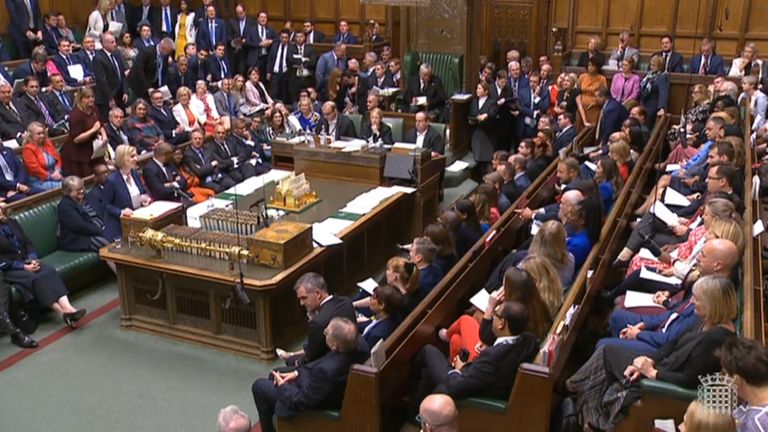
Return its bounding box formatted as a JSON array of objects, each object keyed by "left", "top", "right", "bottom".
[
  {"left": 121, "top": 201, "right": 185, "bottom": 244},
  {"left": 247, "top": 221, "right": 313, "bottom": 269}
]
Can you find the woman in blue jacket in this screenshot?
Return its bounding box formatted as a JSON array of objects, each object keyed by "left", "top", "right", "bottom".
[{"left": 102, "top": 144, "right": 151, "bottom": 241}]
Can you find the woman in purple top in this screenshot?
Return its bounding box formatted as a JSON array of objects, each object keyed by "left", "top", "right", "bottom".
[
  {"left": 610, "top": 58, "right": 641, "bottom": 105},
  {"left": 719, "top": 337, "right": 768, "bottom": 432}
]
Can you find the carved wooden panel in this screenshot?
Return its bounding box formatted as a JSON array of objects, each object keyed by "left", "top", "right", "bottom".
[
  {"left": 339, "top": 0, "right": 362, "bottom": 21},
  {"left": 412, "top": 0, "right": 467, "bottom": 54},
  {"left": 314, "top": 0, "right": 339, "bottom": 21},
  {"left": 608, "top": 0, "right": 637, "bottom": 32},
  {"left": 290, "top": 0, "right": 313, "bottom": 20},
  {"left": 484, "top": 1, "right": 536, "bottom": 64}
]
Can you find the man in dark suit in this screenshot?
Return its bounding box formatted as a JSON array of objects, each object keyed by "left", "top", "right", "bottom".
[
  {"left": 246, "top": 11, "right": 277, "bottom": 83},
  {"left": 368, "top": 62, "right": 395, "bottom": 89},
  {"left": 228, "top": 118, "right": 271, "bottom": 177},
  {"left": 288, "top": 31, "right": 316, "bottom": 102},
  {"left": 168, "top": 55, "right": 198, "bottom": 97},
  {"left": 595, "top": 86, "right": 630, "bottom": 145},
  {"left": 252, "top": 317, "right": 367, "bottom": 432},
  {"left": 405, "top": 111, "right": 445, "bottom": 156},
  {"left": 0, "top": 83, "right": 27, "bottom": 141},
  {"left": 52, "top": 38, "right": 92, "bottom": 87},
  {"left": 40, "top": 13, "right": 61, "bottom": 55},
  {"left": 195, "top": 4, "right": 226, "bottom": 54},
  {"left": 275, "top": 273, "right": 357, "bottom": 367},
  {"left": 228, "top": 3, "right": 254, "bottom": 77},
  {"left": 267, "top": 29, "right": 292, "bottom": 103},
  {"left": 316, "top": 101, "right": 357, "bottom": 139},
  {"left": 136, "top": 23, "right": 159, "bottom": 49},
  {"left": 128, "top": 38, "right": 174, "bottom": 102},
  {"left": 653, "top": 35, "right": 684, "bottom": 73},
  {"left": 690, "top": 38, "right": 725, "bottom": 76},
  {"left": 111, "top": 0, "right": 132, "bottom": 37},
  {"left": 208, "top": 43, "right": 232, "bottom": 83},
  {"left": 490, "top": 70, "right": 516, "bottom": 149},
  {"left": 184, "top": 130, "right": 235, "bottom": 193},
  {"left": 131, "top": 0, "right": 156, "bottom": 37},
  {"left": 302, "top": 20, "right": 325, "bottom": 44},
  {"left": 209, "top": 124, "right": 247, "bottom": 183},
  {"left": 77, "top": 35, "right": 99, "bottom": 79},
  {"left": 93, "top": 33, "right": 128, "bottom": 123},
  {"left": 413, "top": 301, "right": 539, "bottom": 404},
  {"left": 5, "top": 0, "right": 43, "bottom": 60},
  {"left": 142, "top": 142, "right": 190, "bottom": 203},
  {"left": 0, "top": 66, "right": 12, "bottom": 86},
  {"left": 499, "top": 162, "right": 524, "bottom": 204},
  {"left": 152, "top": 0, "right": 177, "bottom": 40},
  {"left": 553, "top": 112, "right": 577, "bottom": 153},
  {"left": 15, "top": 76, "right": 66, "bottom": 136},
  {"left": 516, "top": 72, "right": 550, "bottom": 139},
  {"left": 105, "top": 107, "right": 130, "bottom": 150},
  {"left": 12, "top": 51, "right": 50, "bottom": 88},
  {"left": 149, "top": 89, "right": 189, "bottom": 146},
  {"left": 42, "top": 73, "right": 72, "bottom": 123},
  {"left": 332, "top": 20, "right": 358, "bottom": 45},
  {"left": 0, "top": 135, "right": 42, "bottom": 202},
  {"left": 86, "top": 162, "right": 111, "bottom": 226},
  {"left": 403, "top": 64, "right": 447, "bottom": 121}
]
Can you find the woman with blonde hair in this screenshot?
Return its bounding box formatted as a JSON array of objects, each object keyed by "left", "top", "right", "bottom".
[
  {"left": 85, "top": 0, "right": 114, "bottom": 45},
  {"left": 192, "top": 80, "right": 227, "bottom": 133},
  {"left": 577, "top": 36, "right": 605, "bottom": 68},
  {"left": 520, "top": 255, "right": 563, "bottom": 317},
  {"left": 729, "top": 42, "right": 762, "bottom": 80},
  {"left": 22, "top": 122, "right": 63, "bottom": 191},
  {"left": 639, "top": 54, "right": 670, "bottom": 128},
  {"left": 172, "top": 86, "right": 205, "bottom": 132},
  {"left": 530, "top": 220, "right": 576, "bottom": 286},
  {"left": 678, "top": 400, "right": 736, "bottom": 432},
  {"left": 102, "top": 144, "right": 151, "bottom": 241},
  {"left": 609, "top": 139, "right": 631, "bottom": 181}
]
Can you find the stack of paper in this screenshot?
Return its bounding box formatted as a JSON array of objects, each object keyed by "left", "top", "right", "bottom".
[
  {"left": 639, "top": 267, "right": 682, "bottom": 285},
  {"left": 314, "top": 217, "right": 354, "bottom": 236},
  {"left": 650, "top": 201, "right": 679, "bottom": 227},
  {"left": 664, "top": 188, "right": 690, "bottom": 207},
  {"left": 130, "top": 201, "right": 182, "bottom": 220},
  {"left": 446, "top": 160, "right": 470, "bottom": 172},
  {"left": 312, "top": 224, "right": 343, "bottom": 247},
  {"left": 357, "top": 278, "right": 379, "bottom": 295},
  {"left": 624, "top": 290, "right": 666, "bottom": 309}
]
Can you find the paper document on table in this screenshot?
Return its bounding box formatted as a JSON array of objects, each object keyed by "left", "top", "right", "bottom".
[
  {"left": 469, "top": 288, "right": 491, "bottom": 311},
  {"left": 130, "top": 201, "right": 182, "bottom": 220},
  {"left": 357, "top": 278, "right": 379, "bottom": 295},
  {"left": 664, "top": 188, "right": 690, "bottom": 207},
  {"left": 584, "top": 161, "right": 597, "bottom": 172},
  {"left": 665, "top": 164, "right": 681, "bottom": 173},
  {"left": 187, "top": 198, "right": 233, "bottom": 227},
  {"left": 639, "top": 267, "right": 682, "bottom": 285},
  {"left": 389, "top": 185, "right": 416, "bottom": 194},
  {"left": 446, "top": 160, "right": 470, "bottom": 172},
  {"left": 312, "top": 224, "right": 343, "bottom": 247},
  {"left": 624, "top": 290, "right": 666, "bottom": 309},
  {"left": 650, "top": 201, "right": 679, "bottom": 227},
  {"left": 392, "top": 142, "right": 418, "bottom": 152},
  {"left": 67, "top": 64, "right": 84, "bottom": 82},
  {"left": 315, "top": 217, "right": 354, "bottom": 235}
]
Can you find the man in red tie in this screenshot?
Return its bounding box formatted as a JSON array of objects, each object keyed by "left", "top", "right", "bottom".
[{"left": 690, "top": 38, "right": 725, "bottom": 76}]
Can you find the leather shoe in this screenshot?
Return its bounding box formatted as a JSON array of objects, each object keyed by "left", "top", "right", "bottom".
[
  {"left": 0, "top": 314, "right": 17, "bottom": 335},
  {"left": 10, "top": 331, "right": 37, "bottom": 349},
  {"left": 63, "top": 309, "right": 87, "bottom": 328}
]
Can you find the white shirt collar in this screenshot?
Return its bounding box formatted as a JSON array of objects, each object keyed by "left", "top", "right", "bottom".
[{"left": 493, "top": 335, "right": 520, "bottom": 347}]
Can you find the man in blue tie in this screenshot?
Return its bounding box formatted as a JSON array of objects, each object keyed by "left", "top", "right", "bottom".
[
  {"left": 209, "top": 43, "right": 231, "bottom": 83},
  {"left": 42, "top": 74, "right": 72, "bottom": 123},
  {"left": 183, "top": 130, "right": 235, "bottom": 193},
  {"left": 138, "top": 23, "right": 158, "bottom": 48},
  {"left": 153, "top": 0, "right": 177, "bottom": 40},
  {"left": 333, "top": 20, "right": 358, "bottom": 45},
  {"left": 196, "top": 4, "right": 225, "bottom": 55}
]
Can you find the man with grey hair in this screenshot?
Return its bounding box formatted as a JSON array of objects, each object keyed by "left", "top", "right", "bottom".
[
  {"left": 360, "top": 51, "right": 377, "bottom": 78},
  {"left": 506, "top": 49, "right": 521, "bottom": 64},
  {"left": 128, "top": 37, "right": 175, "bottom": 100},
  {"left": 94, "top": 32, "right": 129, "bottom": 122},
  {"left": 0, "top": 83, "right": 26, "bottom": 141},
  {"left": 216, "top": 405, "right": 251, "bottom": 432},
  {"left": 316, "top": 43, "right": 347, "bottom": 98},
  {"left": 57, "top": 173, "right": 112, "bottom": 268},
  {"left": 419, "top": 394, "right": 459, "bottom": 432},
  {"left": 404, "top": 63, "right": 447, "bottom": 120},
  {"left": 252, "top": 317, "right": 367, "bottom": 432},
  {"left": 609, "top": 31, "right": 640, "bottom": 64},
  {"left": 275, "top": 272, "right": 355, "bottom": 366}
]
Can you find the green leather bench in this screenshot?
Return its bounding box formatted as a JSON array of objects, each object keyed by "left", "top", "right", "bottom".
[
  {"left": 11, "top": 199, "right": 109, "bottom": 296},
  {"left": 403, "top": 52, "right": 464, "bottom": 98},
  {"left": 345, "top": 114, "right": 362, "bottom": 138},
  {"left": 639, "top": 379, "right": 697, "bottom": 401},
  {"left": 382, "top": 117, "right": 404, "bottom": 142},
  {"left": 457, "top": 396, "right": 507, "bottom": 414}
]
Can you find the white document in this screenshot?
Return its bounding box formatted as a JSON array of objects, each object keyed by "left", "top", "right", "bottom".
[
  {"left": 624, "top": 290, "right": 666, "bottom": 309},
  {"left": 392, "top": 142, "right": 418, "bottom": 152},
  {"left": 665, "top": 164, "right": 681, "bottom": 172},
  {"left": 530, "top": 220, "right": 542, "bottom": 236},
  {"left": 664, "top": 188, "right": 690, "bottom": 207},
  {"left": 287, "top": 115, "right": 302, "bottom": 132},
  {"left": 370, "top": 339, "right": 386, "bottom": 369},
  {"left": 2, "top": 139, "right": 19, "bottom": 149},
  {"left": 315, "top": 217, "right": 354, "bottom": 235},
  {"left": 415, "top": 96, "right": 427, "bottom": 106},
  {"left": 451, "top": 93, "right": 473, "bottom": 101},
  {"left": 688, "top": 216, "right": 702, "bottom": 229},
  {"left": 130, "top": 201, "right": 182, "bottom": 220},
  {"left": 754, "top": 219, "right": 766, "bottom": 237},
  {"left": 108, "top": 21, "right": 124, "bottom": 35},
  {"left": 389, "top": 185, "right": 416, "bottom": 194},
  {"left": 584, "top": 161, "right": 597, "bottom": 172},
  {"left": 158, "top": 85, "right": 173, "bottom": 101},
  {"left": 357, "top": 278, "right": 379, "bottom": 295},
  {"left": 469, "top": 288, "right": 491, "bottom": 311},
  {"left": 558, "top": 146, "right": 568, "bottom": 160},
  {"left": 650, "top": 201, "right": 679, "bottom": 227},
  {"left": 582, "top": 145, "right": 599, "bottom": 154},
  {"left": 637, "top": 248, "right": 660, "bottom": 261},
  {"left": 312, "top": 225, "right": 342, "bottom": 247},
  {"left": 639, "top": 266, "right": 682, "bottom": 285},
  {"left": 446, "top": 160, "right": 470, "bottom": 172},
  {"left": 67, "top": 64, "right": 85, "bottom": 82},
  {"left": 653, "top": 419, "right": 676, "bottom": 432}
]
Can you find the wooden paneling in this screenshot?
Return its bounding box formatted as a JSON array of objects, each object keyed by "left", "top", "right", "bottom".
[
  {"left": 314, "top": 0, "right": 338, "bottom": 21},
  {"left": 290, "top": 0, "right": 312, "bottom": 20},
  {"left": 607, "top": 0, "right": 636, "bottom": 32}
]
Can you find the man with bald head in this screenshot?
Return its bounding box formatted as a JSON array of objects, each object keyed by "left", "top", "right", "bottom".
[
  {"left": 142, "top": 141, "right": 189, "bottom": 203},
  {"left": 251, "top": 317, "right": 367, "bottom": 432},
  {"left": 604, "top": 239, "right": 740, "bottom": 354},
  {"left": 93, "top": 32, "right": 128, "bottom": 122},
  {"left": 0, "top": 83, "right": 26, "bottom": 141},
  {"left": 316, "top": 101, "right": 357, "bottom": 139},
  {"left": 419, "top": 394, "right": 459, "bottom": 432}
]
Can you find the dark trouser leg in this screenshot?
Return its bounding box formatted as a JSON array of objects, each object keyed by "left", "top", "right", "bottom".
[
  {"left": 609, "top": 269, "right": 679, "bottom": 300},
  {"left": 413, "top": 345, "right": 452, "bottom": 405},
  {"left": 252, "top": 377, "right": 280, "bottom": 432}
]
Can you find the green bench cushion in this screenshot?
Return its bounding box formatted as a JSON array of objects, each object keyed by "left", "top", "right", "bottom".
[
  {"left": 345, "top": 114, "right": 362, "bottom": 137},
  {"left": 41, "top": 250, "right": 102, "bottom": 282},
  {"left": 383, "top": 117, "right": 404, "bottom": 142},
  {"left": 13, "top": 201, "right": 59, "bottom": 257},
  {"left": 640, "top": 379, "right": 698, "bottom": 401},
  {"left": 457, "top": 396, "right": 507, "bottom": 413},
  {"left": 443, "top": 152, "right": 476, "bottom": 188}
]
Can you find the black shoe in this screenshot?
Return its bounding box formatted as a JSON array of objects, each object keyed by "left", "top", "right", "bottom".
[
  {"left": 10, "top": 331, "right": 37, "bottom": 349},
  {"left": 63, "top": 309, "right": 86, "bottom": 328},
  {"left": 0, "top": 314, "right": 17, "bottom": 335}
]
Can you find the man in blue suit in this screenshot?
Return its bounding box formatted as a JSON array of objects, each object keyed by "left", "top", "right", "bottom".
[
  {"left": 0, "top": 137, "right": 43, "bottom": 203},
  {"left": 195, "top": 4, "right": 226, "bottom": 54},
  {"left": 251, "top": 317, "right": 368, "bottom": 432},
  {"left": 652, "top": 35, "right": 684, "bottom": 73},
  {"left": 332, "top": 20, "right": 358, "bottom": 45},
  {"left": 11, "top": 51, "right": 50, "bottom": 87},
  {"left": 5, "top": 0, "right": 43, "bottom": 60},
  {"left": 595, "top": 86, "right": 629, "bottom": 145},
  {"left": 40, "top": 13, "right": 61, "bottom": 55},
  {"left": 516, "top": 72, "right": 550, "bottom": 139},
  {"left": 51, "top": 38, "right": 92, "bottom": 87},
  {"left": 148, "top": 90, "right": 189, "bottom": 146},
  {"left": 245, "top": 12, "right": 277, "bottom": 83},
  {"left": 136, "top": 23, "right": 159, "bottom": 49},
  {"left": 315, "top": 44, "right": 347, "bottom": 99},
  {"left": 690, "top": 38, "right": 725, "bottom": 76},
  {"left": 207, "top": 43, "right": 232, "bottom": 83}
]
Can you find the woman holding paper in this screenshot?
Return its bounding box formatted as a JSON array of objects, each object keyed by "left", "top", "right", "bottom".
[
  {"left": 357, "top": 284, "right": 404, "bottom": 350},
  {"left": 85, "top": 0, "right": 115, "bottom": 47},
  {"left": 102, "top": 145, "right": 151, "bottom": 241},
  {"left": 63, "top": 88, "right": 108, "bottom": 177},
  {"left": 566, "top": 276, "right": 737, "bottom": 430}
]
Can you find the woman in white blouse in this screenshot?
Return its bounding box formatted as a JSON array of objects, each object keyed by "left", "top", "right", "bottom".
[
  {"left": 85, "top": 0, "right": 115, "bottom": 48},
  {"left": 172, "top": 86, "right": 205, "bottom": 132},
  {"left": 174, "top": 0, "right": 196, "bottom": 59},
  {"left": 191, "top": 80, "right": 228, "bottom": 132},
  {"left": 243, "top": 67, "right": 274, "bottom": 116},
  {"left": 729, "top": 42, "right": 763, "bottom": 80},
  {"left": 102, "top": 144, "right": 151, "bottom": 241}
]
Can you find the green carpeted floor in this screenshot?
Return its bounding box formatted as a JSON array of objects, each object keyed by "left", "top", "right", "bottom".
[{"left": 0, "top": 279, "right": 284, "bottom": 432}]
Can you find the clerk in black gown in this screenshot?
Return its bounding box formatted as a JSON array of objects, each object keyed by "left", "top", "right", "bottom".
[
  {"left": 469, "top": 82, "right": 498, "bottom": 173},
  {"left": 0, "top": 205, "right": 86, "bottom": 328}
]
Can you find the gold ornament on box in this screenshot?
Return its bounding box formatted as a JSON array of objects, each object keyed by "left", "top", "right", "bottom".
[{"left": 268, "top": 173, "right": 320, "bottom": 212}]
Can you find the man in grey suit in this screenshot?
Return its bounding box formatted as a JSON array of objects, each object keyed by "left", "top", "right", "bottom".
[
  {"left": 608, "top": 32, "right": 640, "bottom": 66},
  {"left": 213, "top": 78, "right": 244, "bottom": 119},
  {"left": 315, "top": 43, "right": 347, "bottom": 99}
]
